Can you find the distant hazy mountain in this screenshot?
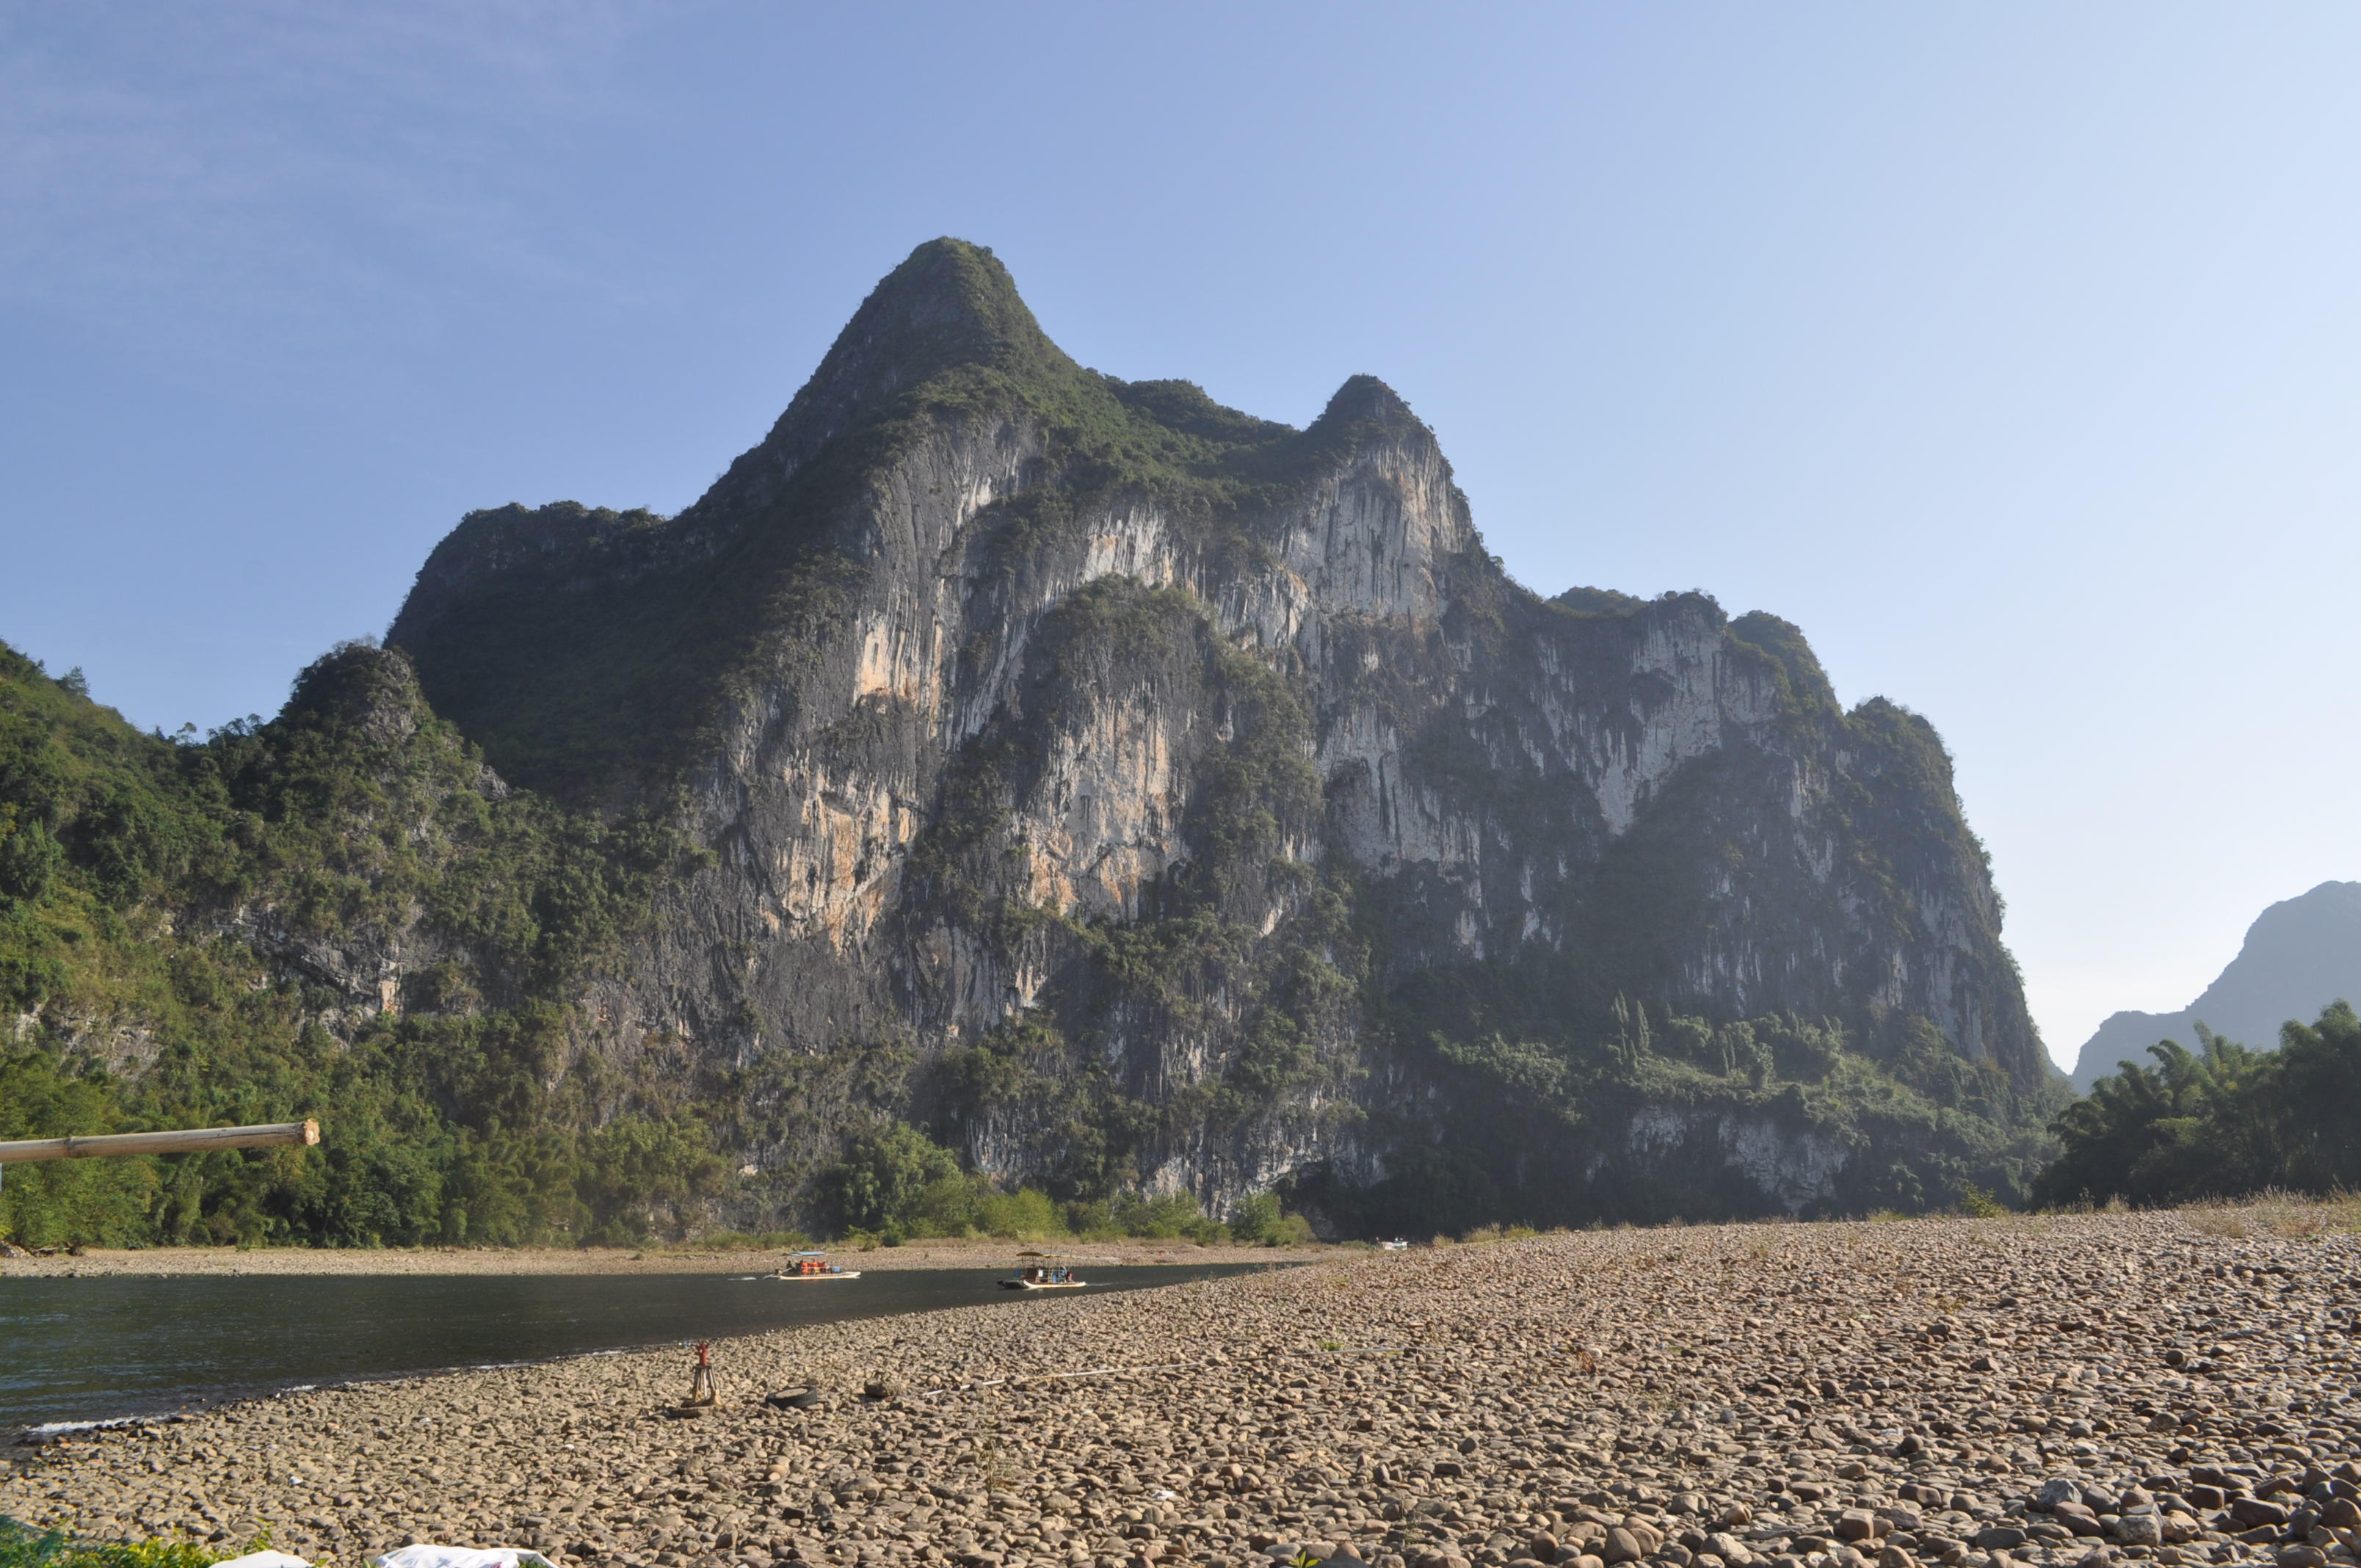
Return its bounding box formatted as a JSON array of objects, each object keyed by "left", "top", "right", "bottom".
[{"left": 2069, "top": 881, "right": 2361, "bottom": 1089}]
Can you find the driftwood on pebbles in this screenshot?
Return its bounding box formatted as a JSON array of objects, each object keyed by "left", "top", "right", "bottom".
[{"left": 4, "top": 1214, "right": 2357, "bottom": 1568}]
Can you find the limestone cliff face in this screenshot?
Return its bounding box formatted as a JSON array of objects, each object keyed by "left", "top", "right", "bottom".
[{"left": 389, "top": 240, "right": 2048, "bottom": 1229}]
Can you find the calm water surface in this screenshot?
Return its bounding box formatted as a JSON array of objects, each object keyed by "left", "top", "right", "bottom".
[{"left": 0, "top": 1263, "right": 1266, "bottom": 1434}]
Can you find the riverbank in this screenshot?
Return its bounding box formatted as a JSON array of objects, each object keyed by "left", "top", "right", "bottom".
[
  {"left": 6, "top": 1209, "right": 2357, "bottom": 1568},
  {"left": 0, "top": 1264, "right": 1277, "bottom": 1436},
  {"left": 0, "top": 1238, "right": 1332, "bottom": 1277}
]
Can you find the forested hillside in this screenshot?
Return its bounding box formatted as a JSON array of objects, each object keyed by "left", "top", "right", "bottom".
[{"left": 0, "top": 638, "right": 722, "bottom": 1248}]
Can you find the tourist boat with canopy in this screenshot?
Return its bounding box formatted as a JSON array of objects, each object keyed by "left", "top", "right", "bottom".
[
  {"left": 770, "top": 1251, "right": 861, "bottom": 1280},
  {"left": 999, "top": 1251, "right": 1089, "bottom": 1289}
]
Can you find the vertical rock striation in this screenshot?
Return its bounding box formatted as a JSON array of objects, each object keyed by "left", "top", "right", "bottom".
[{"left": 388, "top": 239, "right": 2050, "bottom": 1229}]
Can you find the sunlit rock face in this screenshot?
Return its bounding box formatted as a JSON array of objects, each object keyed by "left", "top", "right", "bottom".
[{"left": 390, "top": 239, "right": 2046, "bottom": 1230}]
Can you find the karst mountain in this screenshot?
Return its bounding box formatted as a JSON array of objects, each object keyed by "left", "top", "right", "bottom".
[{"left": 0, "top": 240, "right": 2061, "bottom": 1243}]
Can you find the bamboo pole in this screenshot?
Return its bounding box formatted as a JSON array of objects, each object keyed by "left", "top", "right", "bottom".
[{"left": 0, "top": 1119, "right": 319, "bottom": 1165}]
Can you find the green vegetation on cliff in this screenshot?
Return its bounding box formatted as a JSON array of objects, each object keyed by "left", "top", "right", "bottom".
[
  {"left": 1281, "top": 942, "right": 2068, "bottom": 1236},
  {"left": 0, "top": 637, "right": 725, "bottom": 1249},
  {"left": 0, "top": 621, "right": 1336, "bottom": 1249}
]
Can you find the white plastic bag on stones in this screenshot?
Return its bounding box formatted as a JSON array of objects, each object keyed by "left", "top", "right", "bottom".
[{"left": 371, "top": 1547, "right": 558, "bottom": 1568}]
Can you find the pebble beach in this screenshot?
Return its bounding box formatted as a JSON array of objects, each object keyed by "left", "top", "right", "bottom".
[{"left": 4, "top": 1210, "right": 2357, "bottom": 1568}]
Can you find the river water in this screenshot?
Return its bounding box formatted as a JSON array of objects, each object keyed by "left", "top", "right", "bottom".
[{"left": 0, "top": 1263, "right": 1266, "bottom": 1434}]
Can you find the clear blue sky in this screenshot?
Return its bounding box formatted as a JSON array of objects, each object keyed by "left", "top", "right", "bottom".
[{"left": 5, "top": 4, "right": 2357, "bottom": 1067}]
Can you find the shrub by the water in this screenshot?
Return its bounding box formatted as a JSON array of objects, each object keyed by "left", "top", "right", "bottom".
[
  {"left": 1228, "top": 1190, "right": 1315, "bottom": 1246},
  {"left": 0, "top": 1517, "right": 223, "bottom": 1568}
]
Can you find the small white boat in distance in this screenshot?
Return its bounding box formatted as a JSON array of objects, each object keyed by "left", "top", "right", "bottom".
[
  {"left": 771, "top": 1251, "right": 861, "bottom": 1280},
  {"left": 1000, "top": 1252, "right": 1087, "bottom": 1289},
  {"left": 1378, "top": 1238, "right": 1410, "bottom": 1251}
]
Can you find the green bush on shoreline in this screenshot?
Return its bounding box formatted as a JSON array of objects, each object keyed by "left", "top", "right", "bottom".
[{"left": 0, "top": 1517, "right": 227, "bottom": 1568}]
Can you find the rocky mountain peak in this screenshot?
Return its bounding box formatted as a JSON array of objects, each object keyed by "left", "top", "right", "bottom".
[
  {"left": 1315, "top": 373, "right": 1418, "bottom": 429},
  {"left": 736, "top": 238, "right": 1068, "bottom": 484},
  {"left": 1304, "top": 373, "right": 1447, "bottom": 463},
  {"left": 278, "top": 639, "right": 426, "bottom": 748},
  {"left": 1730, "top": 609, "right": 1840, "bottom": 714}
]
